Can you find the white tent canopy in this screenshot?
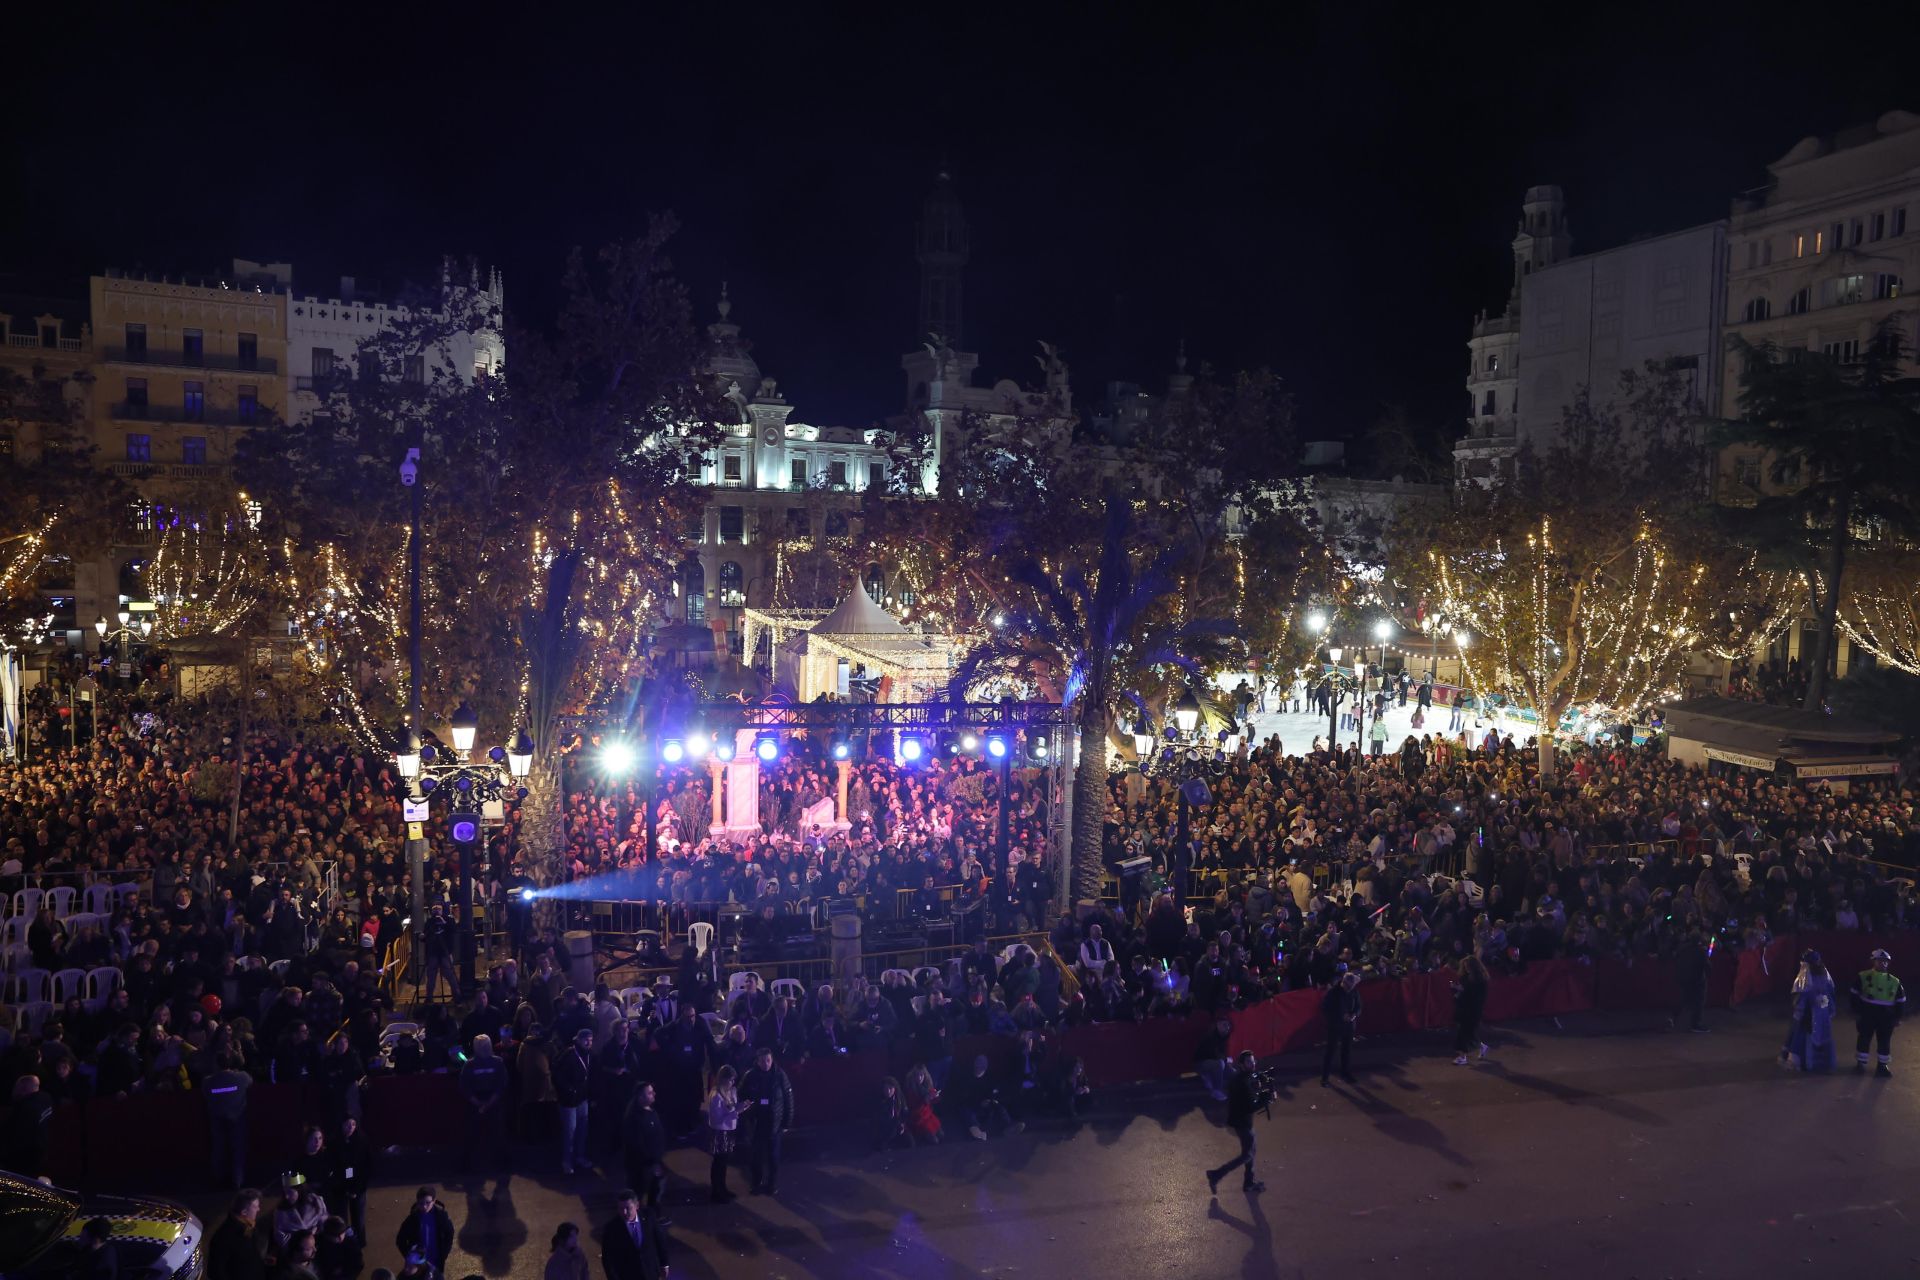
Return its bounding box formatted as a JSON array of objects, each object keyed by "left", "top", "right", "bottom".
[{"left": 760, "top": 577, "right": 960, "bottom": 702}]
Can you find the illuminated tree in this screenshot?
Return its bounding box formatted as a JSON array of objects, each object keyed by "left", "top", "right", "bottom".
[
  {"left": 1828, "top": 546, "right": 1920, "bottom": 676},
  {"left": 1714, "top": 324, "right": 1920, "bottom": 709},
  {"left": 1418, "top": 365, "right": 1776, "bottom": 778},
  {"left": 239, "top": 222, "right": 722, "bottom": 862},
  {"left": 0, "top": 367, "right": 129, "bottom": 633},
  {"left": 954, "top": 498, "right": 1236, "bottom": 905}
]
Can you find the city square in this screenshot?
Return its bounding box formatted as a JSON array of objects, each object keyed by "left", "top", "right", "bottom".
[{"left": 3, "top": 6, "right": 1920, "bottom": 1280}]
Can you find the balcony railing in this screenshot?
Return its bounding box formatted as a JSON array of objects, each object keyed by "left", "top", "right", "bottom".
[
  {"left": 5, "top": 334, "right": 84, "bottom": 351},
  {"left": 108, "top": 461, "right": 227, "bottom": 480},
  {"left": 102, "top": 345, "right": 278, "bottom": 374},
  {"left": 110, "top": 401, "right": 257, "bottom": 426}
]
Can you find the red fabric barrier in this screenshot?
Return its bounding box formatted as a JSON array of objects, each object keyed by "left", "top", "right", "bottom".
[
  {"left": 1060, "top": 1016, "right": 1207, "bottom": 1088},
  {"left": 787, "top": 1049, "right": 888, "bottom": 1126},
  {"left": 1480, "top": 959, "right": 1595, "bottom": 1022},
  {"left": 83, "top": 1090, "right": 210, "bottom": 1181},
  {"left": 363, "top": 1073, "right": 465, "bottom": 1150}
]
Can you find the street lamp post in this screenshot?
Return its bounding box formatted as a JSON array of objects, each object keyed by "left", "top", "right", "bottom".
[
  {"left": 94, "top": 612, "right": 152, "bottom": 690},
  {"left": 396, "top": 701, "right": 531, "bottom": 997},
  {"left": 1365, "top": 618, "right": 1394, "bottom": 755}
]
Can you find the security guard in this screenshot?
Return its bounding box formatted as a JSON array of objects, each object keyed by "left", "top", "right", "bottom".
[{"left": 1849, "top": 949, "right": 1907, "bottom": 1078}]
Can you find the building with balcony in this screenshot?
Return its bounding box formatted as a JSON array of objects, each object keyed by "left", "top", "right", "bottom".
[
  {"left": 1719, "top": 110, "right": 1920, "bottom": 505},
  {"left": 89, "top": 267, "right": 287, "bottom": 482},
  {"left": 269, "top": 258, "right": 506, "bottom": 422}
]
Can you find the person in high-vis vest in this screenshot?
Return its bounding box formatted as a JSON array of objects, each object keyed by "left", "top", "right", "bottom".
[{"left": 1849, "top": 949, "right": 1907, "bottom": 1078}]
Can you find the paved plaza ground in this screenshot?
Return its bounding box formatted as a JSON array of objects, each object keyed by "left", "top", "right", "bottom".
[{"left": 179, "top": 1004, "right": 1919, "bottom": 1279}]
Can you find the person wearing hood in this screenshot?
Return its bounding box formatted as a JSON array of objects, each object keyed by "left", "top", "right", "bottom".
[{"left": 1783, "top": 950, "right": 1837, "bottom": 1072}]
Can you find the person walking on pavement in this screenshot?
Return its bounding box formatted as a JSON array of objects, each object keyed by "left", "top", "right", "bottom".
[
  {"left": 206, "top": 1053, "right": 254, "bottom": 1189},
  {"left": 1204, "top": 1051, "right": 1266, "bottom": 1195},
  {"left": 704, "top": 1065, "right": 754, "bottom": 1203},
  {"left": 553, "top": 1028, "right": 594, "bottom": 1175},
  {"left": 1321, "top": 969, "right": 1361, "bottom": 1085},
  {"left": 459, "top": 1034, "right": 509, "bottom": 1170},
  {"left": 1671, "top": 927, "right": 1711, "bottom": 1033},
  {"left": 1850, "top": 948, "right": 1907, "bottom": 1077},
  {"left": 622, "top": 1082, "right": 671, "bottom": 1219},
  {"left": 393, "top": 1186, "right": 454, "bottom": 1279},
  {"left": 207, "top": 1189, "right": 266, "bottom": 1280},
  {"left": 599, "top": 1189, "right": 669, "bottom": 1280},
  {"left": 1450, "top": 955, "right": 1491, "bottom": 1065},
  {"left": 739, "top": 1045, "right": 795, "bottom": 1196}
]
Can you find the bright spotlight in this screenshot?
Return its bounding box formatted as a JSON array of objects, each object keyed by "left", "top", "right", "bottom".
[
  {"left": 1373, "top": 619, "right": 1394, "bottom": 641},
  {"left": 1307, "top": 611, "right": 1327, "bottom": 633},
  {"left": 1028, "top": 736, "right": 1049, "bottom": 761},
  {"left": 602, "top": 740, "right": 637, "bottom": 774},
  {"left": 713, "top": 735, "right": 736, "bottom": 762},
  {"left": 755, "top": 732, "right": 781, "bottom": 762},
  {"left": 961, "top": 732, "right": 980, "bottom": 753},
  {"left": 661, "top": 739, "right": 685, "bottom": 764},
  {"left": 686, "top": 731, "right": 710, "bottom": 759},
  {"left": 518, "top": 886, "right": 538, "bottom": 902},
  {"left": 986, "top": 734, "right": 1008, "bottom": 759},
  {"left": 831, "top": 739, "right": 850, "bottom": 761},
  {"left": 900, "top": 736, "right": 925, "bottom": 764}
]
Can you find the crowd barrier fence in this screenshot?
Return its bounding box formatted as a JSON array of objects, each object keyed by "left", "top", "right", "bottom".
[{"left": 30, "top": 930, "right": 1918, "bottom": 1188}]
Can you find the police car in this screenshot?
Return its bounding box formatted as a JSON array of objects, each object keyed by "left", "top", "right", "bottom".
[{"left": 0, "top": 1169, "right": 203, "bottom": 1279}]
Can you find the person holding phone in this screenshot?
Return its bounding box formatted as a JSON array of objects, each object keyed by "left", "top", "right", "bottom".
[{"left": 704, "top": 1066, "right": 753, "bottom": 1203}]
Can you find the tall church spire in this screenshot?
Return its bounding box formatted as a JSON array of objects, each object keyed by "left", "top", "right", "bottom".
[{"left": 916, "top": 169, "right": 969, "bottom": 347}]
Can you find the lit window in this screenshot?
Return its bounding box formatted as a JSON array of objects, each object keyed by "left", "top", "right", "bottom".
[
  {"left": 1873, "top": 273, "right": 1902, "bottom": 301},
  {"left": 1486, "top": 354, "right": 1499, "bottom": 372},
  {"left": 722, "top": 455, "right": 742, "bottom": 483},
  {"left": 790, "top": 458, "right": 807, "bottom": 489},
  {"left": 183, "top": 380, "right": 205, "bottom": 421},
  {"left": 1795, "top": 234, "right": 1806, "bottom": 258},
  {"left": 1815, "top": 230, "right": 1824, "bottom": 254},
  {"left": 125, "top": 433, "right": 151, "bottom": 462},
  {"left": 182, "top": 437, "right": 206, "bottom": 465}
]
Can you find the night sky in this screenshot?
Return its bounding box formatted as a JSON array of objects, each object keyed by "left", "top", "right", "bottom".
[{"left": 4, "top": 3, "right": 1915, "bottom": 460}]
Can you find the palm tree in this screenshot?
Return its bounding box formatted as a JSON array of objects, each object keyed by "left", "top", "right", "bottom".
[
  {"left": 954, "top": 498, "right": 1236, "bottom": 908},
  {"left": 1715, "top": 325, "right": 1920, "bottom": 710}
]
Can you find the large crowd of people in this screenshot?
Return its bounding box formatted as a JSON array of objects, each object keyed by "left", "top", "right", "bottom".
[{"left": 2, "top": 666, "right": 1918, "bottom": 1277}]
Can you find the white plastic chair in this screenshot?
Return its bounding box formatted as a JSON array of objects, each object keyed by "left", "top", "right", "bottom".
[
  {"left": 618, "top": 988, "right": 650, "bottom": 1019},
  {"left": 880, "top": 968, "right": 913, "bottom": 988},
  {"left": 1, "top": 946, "right": 29, "bottom": 975},
  {"left": 61, "top": 912, "right": 105, "bottom": 937},
  {"left": 699, "top": 1011, "right": 727, "bottom": 1043},
  {"left": 84, "top": 884, "right": 114, "bottom": 917},
  {"left": 45, "top": 888, "right": 76, "bottom": 921},
  {"left": 727, "top": 970, "right": 761, "bottom": 995},
  {"left": 111, "top": 882, "right": 140, "bottom": 905},
  {"left": 4, "top": 970, "right": 48, "bottom": 1004},
  {"left": 86, "top": 967, "right": 122, "bottom": 1010},
  {"left": 51, "top": 968, "right": 88, "bottom": 1005},
  {"left": 769, "top": 977, "right": 805, "bottom": 1003},
  {"left": 1, "top": 920, "right": 27, "bottom": 947},
  {"left": 18, "top": 1001, "right": 52, "bottom": 1036},
  {"left": 12, "top": 889, "right": 43, "bottom": 922},
  {"left": 688, "top": 921, "right": 715, "bottom": 957},
  {"left": 910, "top": 995, "right": 927, "bottom": 1017},
  {"left": 380, "top": 1020, "right": 422, "bottom": 1047},
  {"left": 911, "top": 965, "right": 942, "bottom": 988},
  {"left": 269, "top": 959, "right": 291, "bottom": 978}
]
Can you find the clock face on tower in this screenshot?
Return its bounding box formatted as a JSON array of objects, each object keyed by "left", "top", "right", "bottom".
[{"left": 761, "top": 424, "right": 782, "bottom": 446}]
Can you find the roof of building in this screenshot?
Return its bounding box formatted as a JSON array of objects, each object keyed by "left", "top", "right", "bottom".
[
  {"left": 1664, "top": 695, "right": 1899, "bottom": 747},
  {"left": 813, "top": 578, "right": 909, "bottom": 637}
]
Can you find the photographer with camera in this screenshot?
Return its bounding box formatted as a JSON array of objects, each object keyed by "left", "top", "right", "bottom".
[{"left": 1205, "top": 1050, "right": 1270, "bottom": 1195}]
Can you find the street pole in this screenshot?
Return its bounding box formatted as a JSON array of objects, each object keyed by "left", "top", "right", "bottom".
[
  {"left": 405, "top": 447, "right": 427, "bottom": 981},
  {"left": 453, "top": 818, "right": 478, "bottom": 994},
  {"left": 1174, "top": 785, "right": 1189, "bottom": 910},
  {"left": 994, "top": 744, "right": 1012, "bottom": 908}
]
